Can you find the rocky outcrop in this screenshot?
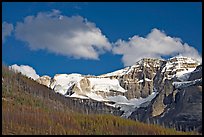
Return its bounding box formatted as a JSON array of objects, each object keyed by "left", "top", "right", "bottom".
[
  {"left": 73, "top": 77, "right": 91, "bottom": 95},
  {"left": 36, "top": 75, "right": 51, "bottom": 87},
  {"left": 116, "top": 58, "right": 164, "bottom": 99}
]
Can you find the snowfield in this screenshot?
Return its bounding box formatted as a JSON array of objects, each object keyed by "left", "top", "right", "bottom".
[
  {"left": 88, "top": 77, "right": 127, "bottom": 93},
  {"left": 108, "top": 92, "right": 158, "bottom": 118},
  {"left": 50, "top": 74, "right": 84, "bottom": 95}
]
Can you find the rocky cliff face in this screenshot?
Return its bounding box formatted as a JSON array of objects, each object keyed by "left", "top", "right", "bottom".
[
  {"left": 98, "top": 57, "right": 199, "bottom": 99},
  {"left": 129, "top": 64, "right": 202, "bottom": 133},
  {"left": 117, "top": 58, "right": 164, "bottom": 99}
]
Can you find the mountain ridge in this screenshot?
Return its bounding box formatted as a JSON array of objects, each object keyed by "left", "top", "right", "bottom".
[
  {"left": 3, "top": 64, "right": 197, "bottom": 135},
  {"left": 8, "top": 56, "right": 202, "bottom": 133}
]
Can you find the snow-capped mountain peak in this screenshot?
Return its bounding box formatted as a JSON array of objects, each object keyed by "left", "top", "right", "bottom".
[
  {"left": 31, "top": 56, "right": 200, "bottom": 104},
  {"left": 99, "top": 58, "right": 164, "bottom": 77},
  {"left": 162, "top": 56, "right": 199, "bottom": 80}
]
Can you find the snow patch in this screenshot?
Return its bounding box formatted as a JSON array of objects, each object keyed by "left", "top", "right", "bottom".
[
  {"left": 137, "top": 80, "right": 144, "bottom": 83},
  {"left": 68, "top": 93, "right": 89, "bottom": 99},
  {"left": 145, "top": 78, "right": 152, "bottom": 81},
  {"left": 172, "top": 78, "right": 202, "bottom": 89}
]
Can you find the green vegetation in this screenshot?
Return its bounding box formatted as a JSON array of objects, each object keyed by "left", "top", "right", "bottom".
[
  {"left": 3, "top": 103, "right": 196, "bottom": 135},
  {"left": 2, "top": 64, "right": 198, "bottom": 135}
]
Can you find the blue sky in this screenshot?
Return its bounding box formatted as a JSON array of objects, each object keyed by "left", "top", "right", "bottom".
[{"left": 2, "top": 2, "right": 202, "bottom": 77}]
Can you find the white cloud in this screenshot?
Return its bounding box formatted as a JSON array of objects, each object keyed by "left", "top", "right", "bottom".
[
  {"left": 9, "top": 64, "right": 40, "bottom": 80},
  {"left": 112, "top": 28, "right": 202, "bottom": 66},
  {"left": 15, "top": 9, "right": 111, "bottom": 60},
  {"left": 2, "top": 22, "right": 13, "bottom": 43}
]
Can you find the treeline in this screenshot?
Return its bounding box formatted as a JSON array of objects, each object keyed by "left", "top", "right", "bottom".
[
  {"left": 2, "top": 64, "right": 198, "bottom": 135},
  {"left": 2, "top": 102, "right": 196, "bottom": 135}
]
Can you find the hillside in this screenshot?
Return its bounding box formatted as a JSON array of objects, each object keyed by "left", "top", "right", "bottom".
[{"left": 2, "top": 64, "right": 197, "bottom": 135}]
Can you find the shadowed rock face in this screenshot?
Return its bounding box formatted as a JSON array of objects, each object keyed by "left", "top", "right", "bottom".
[
  {"left": 152, "top": 85, "right": 202, "bottom": 133},
  {"left": 159, "top": 65, "right": 202, "bottom": 133},
  {"left": 188, "top": 65, "right": 202, "bottom": 81},
  {"left": 129, "top": 64, "right": 202, "bottom": 133}
]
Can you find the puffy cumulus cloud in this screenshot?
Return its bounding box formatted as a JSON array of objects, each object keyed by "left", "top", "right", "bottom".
[
  {"left": 9, "top": 64, "right": 40, "bottom": 80},
  {"left": 15, "top": 9, "right": 111, "bottom": 60},
  {"left": 2, "top": 22, "right": 14, "bottom": 43},
  {"left": 112, "top": 28, "right": 202, "bottom": 66}
]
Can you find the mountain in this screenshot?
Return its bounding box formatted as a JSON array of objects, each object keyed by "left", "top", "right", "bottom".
[
  {"left": 8, "top": 56, "right": 202, "bottom": 133},
  {"left": 3, "top": 64, "right": 196, "bottom": 135}
]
